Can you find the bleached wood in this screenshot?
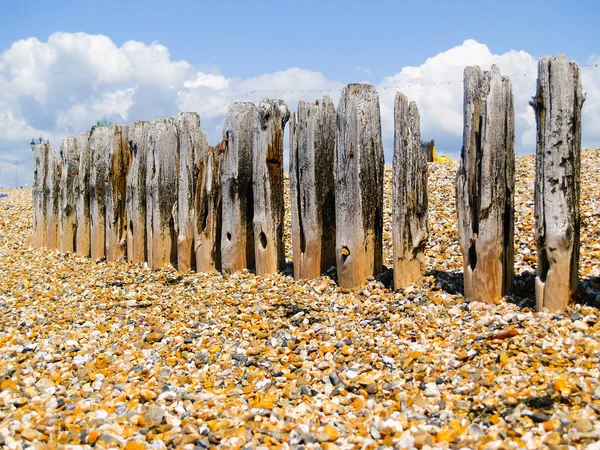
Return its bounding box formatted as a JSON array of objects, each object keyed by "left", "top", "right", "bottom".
[
  {"left": 334, "top": 84, "right": 384, "bottom": 289},
  {"left": 46, "top": 145, "right": 61, "bottom": 250},
  {"left": 220, "top": 103, "right": 257, "bottom": 274},
  {"left": 531, "top": 55, "right": 585, "bottom": 312},
  {"left": 89, "top": 126, "right": 112, "bottom": 260},
  {"left": 392, "top": 93, "right": 428, "bottom": 289},
  {"left": 32, "top": 143, "right": 51, "bottom": 248},
  {"left": 59, "top": 137, "right": 79, "bottom": 253},
  {"left": 289, "top": 96, "right": 336, "bottom": 280},
  {"left": 253, "top": 99, "right": 290, "bottom": 276}
]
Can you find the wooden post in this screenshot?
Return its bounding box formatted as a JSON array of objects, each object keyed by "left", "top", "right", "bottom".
[
  {"left": 147, "top": 118, "right": 179, "bottom": 269},
  {"left": 456, "top": 65, "right": 515, "bottom": 303},
  {"left": 531, "top": 55, "right": 585, "bottom": 312},
  {"left": 195, "top": 145, "right": 222, "bottom": 272},
  {"left": 89, "top": 126, "right": 111, "bottom": 260},
  {"left": 126, "top": 121, "right": 149, "bottom": 264},
  {"left": 59, "top": 136, "right": 79, "bottom": 253},
  {"left": 46, "top": 144, "right": 61, "bottom": 250},
  {"left": 105, "top": 125, "right": 130, "bottom": 263},
  {"left": 289, "top": 96, "right": 336, "bottom": 279},
  {"left": 176, "top": 112, "right": 205, "bottom": 272},
  {"left": 75, "top": 132, "right": 91, "bottom": 257},
  {"left": 253, "top": 99, "right": 290, "bottom": 276},
  {"left": 334, "top": 84, "right": 384, "bottom": 289},
  {"left": 32, "top": 143, "right": 50, "bottom": 248},
  {"left": 220, "top": 103, "right": 257, "bottom": 274},
  {"left": 392, "top": 93, "right": 428, "bottom": 289}
]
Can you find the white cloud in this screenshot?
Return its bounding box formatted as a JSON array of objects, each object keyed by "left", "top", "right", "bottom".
[{"left": 0, "top": 33, "right": 598, "bottom": 188}]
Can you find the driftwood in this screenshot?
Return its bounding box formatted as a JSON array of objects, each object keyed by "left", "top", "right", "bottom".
[
  {"left": 89, "top": 126, "right": 111, "bottom": 260},
  {"left": 253, "top": 99, "right": 290, "bottom": 276},
  {"left": 531, "top": 55, "right": 585, "bottom": 312},
  {"left": 105, "top": 125, "right": 130, "bottom": 263},
  {"left": 46, "top": 145, "right": 61, "bottom": 250},
  {"left": 456, "top": 65, "right": 515, "bottom": 304},
  {"left": 75, "top": 132, "right": 91, "bottom": 257},
  {"left": 176, "top": 112, "right": 204, "bottom": 272},
  {"left": 289, "top": 97, "right": 336, "bottom": 280},
  {"left": 195, "top": 145, "right": 222, "bottom": 272},
  {"left": 220, "top": 103, "right": 257, "bottom": 274},
  {"left": 392, "top": 93, "right": 428, "bottom": 289},
  {"left": 59, "top": 137, "right": 79, "bottom": 253},
  {"left": 147, "top": 118, "right": 179, "bottom": 269},
  {"left": 32, "top": 143, "right": 51, "bottom": 248},
  {"left": 125, "top": 121, "right": 149, "bottom": 264},
  {"left": 334, "top": 83, "right": 384, "bottom": 288}
]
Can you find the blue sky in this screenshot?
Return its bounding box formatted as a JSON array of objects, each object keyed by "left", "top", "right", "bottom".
[{"left": 0, "top": 0, "right": 598, "bottom": 187}]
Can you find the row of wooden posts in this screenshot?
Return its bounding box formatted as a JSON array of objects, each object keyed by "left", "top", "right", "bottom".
[{"left": 32, "top": 54, "right": 584, "bottom": 313}]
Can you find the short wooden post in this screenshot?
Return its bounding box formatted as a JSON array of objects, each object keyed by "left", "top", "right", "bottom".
[
  {"left": 289, "top": 97, "right": 336, "bottom": 279},
  {"left": 105, "top": 125, "right": 130, "bottom": 263},
  {"left": 126, "top": 121, "right": 149, "bottom": 264},
  {"left": 334, "top": 84, "right": 384, "bottom": 289},
  {"left": 253, "top": 99, "right": 290, "bottom": 276},
  {"left": 147, "top": 118, "right": 179, "bottom": 269},
  {"left": 220, "top": 103, "right": 257, "bottom": 274},
  {"left": 392, "top": 93, "right": 428, "bottom": 289},
  {"left": 59, "top": 136, "right": 79, "bottom": 253},
  {"left": 456, "top": 65, "right": 515, "bottom": 303},
  {"left": 531, "top": 55, "right": 585, "bottom": 312}
]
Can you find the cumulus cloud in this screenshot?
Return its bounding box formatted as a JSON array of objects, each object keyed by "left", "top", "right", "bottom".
[{"left": 0, "top": 32, "right": 598, "bottom": 187}]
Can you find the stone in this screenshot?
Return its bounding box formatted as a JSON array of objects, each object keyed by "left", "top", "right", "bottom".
[
  {"left": 89, "top": 125, "right": 112, "bottom": 260},
  {"left": 392, "top": 92, "right": 428, "bottom": 289},
  {"left": 456, "top": 65, "right": 515, "bottom": 303},
  {"left": 32, "top": 143, "right": 52, "bottom": 248},
  {"left": 126, "top": 121, "right": 150, "bottom": 264},
  {"left": 334, "top": 83, "right": 384, "bottom": 288},
  {"left": 195, "top": 145, "right": 222, "bottom": 272},
  {"left": 45, "top": 143, "right": 61, "bottom": 250},
  {"left": 75, "top": 132, "right": 91, "bottom": 257},
  {"left": 176, "top": 112, "right": 205, "bottom": 272},
  {"left": 105, "top": 125, "right": 131, "bottom": 263},
  {"left": 289, "top": 96, "right": 336, "bottom": 280},
  {"left": 531, "top": 54, "right": 585, "bottom": 312},
  {"left": 59, "top": 136, "right": 79, "bottom": 253},
  {"left": 253, "top": 98, "right": 290, "bottom": 276},
  {"left": 221, "top": 102, "right": 257, "bottom": 274},
  {"left": 147, "top": 118, "right": 179, "bottom": 269}
]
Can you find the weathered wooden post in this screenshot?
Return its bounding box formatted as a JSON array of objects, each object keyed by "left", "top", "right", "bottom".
[
  {"left": 253, "top": 99, "right": 290, "bottom": 276},
  {"left": 33, "top": 143, "right": 50, "bottom": 248},
  {"left": 105, "top": 125, "right": 130, "bottom": 263},
  {"left": 456, "top": 65, "right": 515, "bottom": 303},
  {"left": 59, "top": 137, "right": 79, "bottom": 253},
  {"left": 46, "top": 145, "right": 61, "bottom": 250},
  {"left": 89, "top": 126, "right": 111, "bottom": 260},
  {"left": 195, "top": 145, "right": 222, "bottom": 272},
  {"left": 531, "top": 55, "right": 585, "bottom": 312},
  {"left": 75, "top": 132, "right": 91, "bottom": 257},
  {"left": 220, "top": 103, "right": 257, "bottom": 274},
  {"left": 392, "top": 93, "right": 428, "bottom": 289},
  {"left": 334, "top": 84, "right": 384, "bottom": 289},
  {"left": 147, "top": 118, "right": 179, "bottom": 269},
  {"left": 176, "top": 112, "right": 204, "bottom": 272},
  {"left": 126, "top": 121, "right": 149, "bottom": 264},
  {"left": 289, "top": 97, "right": 336, "bottom": 279}
]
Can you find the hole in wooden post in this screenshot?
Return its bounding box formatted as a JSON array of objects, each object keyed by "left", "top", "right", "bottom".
[
  {"left": 260, "top": 231, "right": 267, "bottom": 249},
  {"left": 469, "top": 241, "right": 477, "bottom": 270},
  {"left": 341, "top": 246, "right": 350, "bottom": 263},
  {"left": 226, "top": 232, "right": 232, "bottom": 241}
]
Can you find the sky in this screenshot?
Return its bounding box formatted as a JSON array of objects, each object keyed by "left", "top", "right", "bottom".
[{"left": 0, "top": 0, "right": 598, "bottom": 187}]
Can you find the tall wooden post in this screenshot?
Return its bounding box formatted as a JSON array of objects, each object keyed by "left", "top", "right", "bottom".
[
  {"left": 392, "top": 93, "right": 428, "bottom": 289},
  {"left": 59, "top": 137, "right": 79, "bottom": 253},
  {"left": 253, "top": 99, "right": 290, "bottom": 276},
  {"left": 105, "top": 125, "right": 130, "bottom": 263},
  {"left": 334, "top": 84, "right": 384, "bottom": 289},
  {"left": 126, "top": 121, "right": 149, "bottom": 264},
  {"left": 33, "top": 143, "right": 50, "bottom": 248},
  {"left": 46, "top": 145, "right": 61, "bottom": 250},
  {"left": 456, "top": 65, "right": 515, "bottom": 304},
  {"left": 75, "top": 132, "right": 91, "bottom": 257},
  {"left": 531, "top": 55, "right": 585, "bottom": 312},
  {"left": 89, "top": 126, "right": 111, "bottom": 260},
  {"left": 289, "top": 96, "right": 336, "bottom": 280},
  {"left": 220, "top": 103, "right": 257, "bottom": 274},
  {"left": 147, "top": 118, "right": 179, "bottom": 269}
]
